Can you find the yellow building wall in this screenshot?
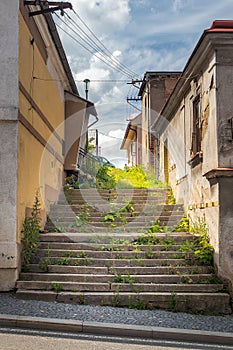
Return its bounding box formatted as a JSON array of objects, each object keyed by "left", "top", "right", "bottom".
[{"left": 18, "top": 13, "right": 66, "bottom": 240}]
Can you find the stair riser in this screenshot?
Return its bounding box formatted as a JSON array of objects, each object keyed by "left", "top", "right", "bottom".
[
  {"left": 30, "top": 258, "right": 191, "bottom": 267},
  {"left": 16, "top": 282, "right": 223, "bottom": 293},
  {"left": 39, "top": 233, "right": 194, "bottom": 244},
  {"left": 65, "top": 194, "right": 166, "bottom": 200},
  {"left": 19, "top": 273, "right": 215, "bottom": 284},
  {"left": 49, "top": 210, "right": 183, "bottom": 218},
  {"left": 15, "top": 290, "right": 232, "bottom": 314},
  {"left": 27, "top": 264, "right": 213, "bottom": 274},
  {"left": 38, "top": 243, "right": 185, "bottom": 251},
  {"left": 35, "top": 250, "right": 188, "bottom": 259},
  {"left": 47, "top": 216, "right": 184, "bottom": 224}
]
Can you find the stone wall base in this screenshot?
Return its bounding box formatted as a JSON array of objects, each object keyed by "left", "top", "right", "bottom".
[{"left": 0, "top": 269, "right": 19, "bottom": 291}]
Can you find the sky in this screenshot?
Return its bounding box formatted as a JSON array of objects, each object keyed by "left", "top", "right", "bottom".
[{"left": 54, "top": 0, "right": 233, "bottom": 168}]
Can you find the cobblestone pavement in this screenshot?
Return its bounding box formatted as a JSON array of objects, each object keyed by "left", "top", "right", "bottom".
[{"left": 0, "top": 293, "right": 232, "bottom": 333}]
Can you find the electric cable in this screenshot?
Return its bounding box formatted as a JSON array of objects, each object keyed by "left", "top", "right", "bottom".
[
  {"left": 54, "top": 13, "right": 140, "bottom": 79},
  {"left": 69, "top": 9, "right": 140, "bottom": 78},
  {"left": 55, "top": 18, "right": 133, "bottom": 79}
]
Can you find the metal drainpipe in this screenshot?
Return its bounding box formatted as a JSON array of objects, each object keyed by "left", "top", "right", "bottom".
[
  {"left": 148, "top": 81, "right": 151, "bottom": 167},
  {"left": 155, "top": 131, "right": 159, "bottom": 179}
]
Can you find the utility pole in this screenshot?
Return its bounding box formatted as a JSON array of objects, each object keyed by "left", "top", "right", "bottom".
[{"left": 96, "top": 129, "right": 99, "bottom": 156}]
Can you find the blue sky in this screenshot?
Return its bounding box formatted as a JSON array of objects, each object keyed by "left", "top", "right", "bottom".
[{"left": 55, "top": 0, "right": 233, "bottom": 167}]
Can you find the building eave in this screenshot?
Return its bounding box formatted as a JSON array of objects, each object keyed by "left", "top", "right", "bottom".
[
  {"left": 65, "top": 90, "right": 97, "bottom": 117},
  {"left": 43, "top": 11, "right": 79, "bottom": 96},
  {"left": 121, "top": 123, "right": 137, "bottom": 150}
]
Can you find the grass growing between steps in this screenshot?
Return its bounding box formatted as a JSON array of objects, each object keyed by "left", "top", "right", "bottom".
[{"left": 134, "top": 216, "right": 215, "bottom": 268}]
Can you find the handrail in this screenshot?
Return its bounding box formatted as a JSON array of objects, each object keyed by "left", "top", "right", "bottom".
[{"left": 77, "top": 147, "right": 102, "bottom": 177}]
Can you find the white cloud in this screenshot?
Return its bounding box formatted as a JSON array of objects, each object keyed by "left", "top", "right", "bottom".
[
  {"left": 72, "top": 0, "right": 131, "bottom": 35},
  {"left": 109, "top": 129, "right": 125, "bottom": 139},
  {"left": 98, "top": 128, "right": 127, "bottom": 167},
  {"left": 55, "top": 0, "right": 233, "bottom": 165},
  {"left": 172, "top": 0, "right": 187, "bottom": 12}
]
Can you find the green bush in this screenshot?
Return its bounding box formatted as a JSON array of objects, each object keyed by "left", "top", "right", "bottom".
[
  {"left": 148, "top": 220, "right": 168, "bottom": 233},
  {"left": 96, "top": 165, "right": 116, "bottom": 189},
  {"left": 173, "top": 216, "right": 190, "bottom": 232},
  {"left": 179, "top": 218, "right": 214, "bottom": 266},
  {"left": 109, "top": 165, "right": 164, "bottom": 189}
]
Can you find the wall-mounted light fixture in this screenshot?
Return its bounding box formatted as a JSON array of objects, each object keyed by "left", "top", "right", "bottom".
[{"left": 83, "top": 79, "right": 90, "bottom": 100}]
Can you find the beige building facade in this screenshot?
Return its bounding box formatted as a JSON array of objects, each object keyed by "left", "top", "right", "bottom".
[
  {"left": 121, "top": 113, "right": 142, "bottom": 166},
  {"left": 122, "top": 72, "right": 181, "bottom": 171},
  {"left": 152, "top": 21, "right": 233, "bottom": 291}
]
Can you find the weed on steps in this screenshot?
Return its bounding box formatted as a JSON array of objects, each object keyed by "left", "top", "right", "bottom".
[{"left": 17, "top": 187, "right": 232, "bottom": 315}]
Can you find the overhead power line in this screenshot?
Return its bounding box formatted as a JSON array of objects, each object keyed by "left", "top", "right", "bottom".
[
  {"left": 55, "top": 14, "right": 134, "bottom": 79},
  {"left": 53, "top": 11, "right": 140, "bottom": 79},
  {"left": 33, "top": 76, "right": 129, "bottom": 83},
  {"left": 70, "top": 9, "right": 139, "bottom": 78}
]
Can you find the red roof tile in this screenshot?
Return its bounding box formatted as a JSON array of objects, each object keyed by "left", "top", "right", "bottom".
[{"left": 207, "top": 20, "right": 233, "bottom": 32}]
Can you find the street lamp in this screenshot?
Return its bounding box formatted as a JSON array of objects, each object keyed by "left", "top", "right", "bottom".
[{"left": 83, "top": 78, "right": 90, "bottom": 100}]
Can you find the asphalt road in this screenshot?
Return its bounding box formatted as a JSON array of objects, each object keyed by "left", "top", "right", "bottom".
[{"left": 0, "top": 328, "right": 233, "bottom": 350}]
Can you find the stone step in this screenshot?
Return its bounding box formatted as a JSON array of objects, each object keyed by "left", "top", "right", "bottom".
[
  {"left": 27, "top": 264, "right": 213, "bottom": 275},
  {"left": 16, "top": 281, "right": 224, "bottom": 293},
  {"left": 67, "top": 202, "right": 167, "bottom": 208},
  {"left": 67, "top": 188, "right": 170, "bottom": 195},
  {"left": 52, "top": 203, "right": 184, "bottom": 210},
  {"left": 48, "top": 210, "right": 183, "bottom": 220},
  {"left": 44, "top": 225, "right": 183, "bottom": 234},
  {"left": 39, "top": 232, "right": 194, "bottom": 243},
  {"left": 66, "top": 194, "right": 166, "bottom": 200},
  {"left": 47, "top": 215, "right": 183, "bottom": 224},
  {"left": 33, "top": 258, "right": 193, "bottom": 269},
  {"left": 35, "top": 248, "right": 189, "bottom": 259},
  {"left": 31, "top": 257, "right": 193, "bottom": 267},
  {"left": 45, "top": 221, "right": 182, "bottom": 231},
  {"left": 38, "top": 242, "right": 186, "bottom": 251},
  {"left": 19, "top": 273, "right": 216, "bottom": 284},
  {"left": 15, "top": 290, "right": 232, "bottom": 314}
]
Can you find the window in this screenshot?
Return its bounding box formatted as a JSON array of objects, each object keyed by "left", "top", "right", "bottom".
[{"left": 190, "top": 97, "right": 202, "bottom": 166}]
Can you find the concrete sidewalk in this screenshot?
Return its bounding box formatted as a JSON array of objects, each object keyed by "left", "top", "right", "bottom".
[{"left": 0, "top": 314, "right": 233, "bottom": 347}]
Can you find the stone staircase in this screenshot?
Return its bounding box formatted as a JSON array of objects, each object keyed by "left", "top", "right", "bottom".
[
  {"left": 16, "top": 188, "right": 232, "bottom": 314},
  {"left": 45, "top": 188, "right": 183, "bottom": 232}
]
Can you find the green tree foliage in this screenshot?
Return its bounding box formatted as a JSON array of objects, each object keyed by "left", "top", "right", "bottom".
[{"left": 109, "top": 165, "right": 164, "bottom": 189}]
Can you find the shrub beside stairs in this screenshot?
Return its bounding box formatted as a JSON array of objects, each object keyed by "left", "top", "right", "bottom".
[{"left": 16, "top": 188, "right": 232, "bottom": 314}]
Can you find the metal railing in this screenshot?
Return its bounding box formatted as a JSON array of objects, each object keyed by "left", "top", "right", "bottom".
[{"left": 77, "top": 147, "right": 102, "bottom": 177}]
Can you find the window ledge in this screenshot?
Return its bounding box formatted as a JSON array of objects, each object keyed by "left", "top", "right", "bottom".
[{"left": 188, "top": 151, "right": 203, "bottom": 168}]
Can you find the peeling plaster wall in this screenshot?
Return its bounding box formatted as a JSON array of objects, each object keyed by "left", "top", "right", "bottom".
[
  {"left": 215, "top": 48, "right": 233, "bottom": 287},
  {"left": 157, "top": 34, "right": 233, "bottom": 289}
]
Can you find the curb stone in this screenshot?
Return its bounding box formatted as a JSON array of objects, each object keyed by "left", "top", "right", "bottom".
[{"left": 0, "top": 314, "right": 233, "bottom": 346}]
